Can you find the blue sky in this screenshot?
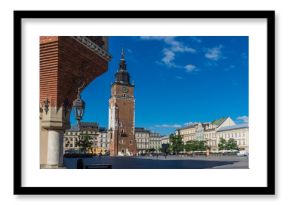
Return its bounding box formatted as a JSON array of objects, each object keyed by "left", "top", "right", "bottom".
[{"left": 70, "top": 36, "right": 249, "bottom": 135}]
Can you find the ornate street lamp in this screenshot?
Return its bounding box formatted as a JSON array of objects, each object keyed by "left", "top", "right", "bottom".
[{"left": 72, "top": 85, "right": 85, "bottom": 126}]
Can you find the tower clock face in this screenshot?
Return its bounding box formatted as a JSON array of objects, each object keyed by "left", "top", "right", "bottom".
[{"left": 122, "top": 86, "right": 128, "bottom": 93}]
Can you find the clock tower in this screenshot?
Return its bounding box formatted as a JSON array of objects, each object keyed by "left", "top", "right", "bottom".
[{"left": 108, "top": 49, "right": 137, "bottom": 156}]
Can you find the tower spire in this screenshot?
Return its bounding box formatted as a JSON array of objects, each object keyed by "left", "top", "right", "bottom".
[
  {"left": 114, "top": 48, "right": 131, "bottom": 85},
  {"left": 121, "top": 48, "right": 125, "bottom": 60},
  {"left": 118, "top": 48, "right": 127, "bottom": 71}
]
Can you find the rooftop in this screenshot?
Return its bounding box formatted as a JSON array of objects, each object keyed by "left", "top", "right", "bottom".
[
  {"left": 135, "top": 127, "right": 150, "bottom": 133},
  {"left": 177, "top": 117, "right": 229, "bottom": 131},
  {"left": 99, "top": 127, "right": 107, "bottom": 132},
  {"left": 217, "top": 123, "right": 249, "bottom": 132},
  {"left": 212, "top": 117, "right": 228, "bottom": 127},
  {"left": 66, "top": 122, "right": 99, "bottom": 132},
  {"left": 178, "top": 123, "right": 198, "bottom": 130},
  {"left": 66, "top": 125, "right": 80, "bottom": 132}
]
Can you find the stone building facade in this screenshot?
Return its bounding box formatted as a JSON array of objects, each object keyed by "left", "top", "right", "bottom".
[
  {"left": 160, "top": 135, "right": 170, "bottom": 145},
  {"left": 134, "top": 129, "right": 162, "bottom": 153},
  {"left": 176, "top": 117, "right": 249, "bottom": 152},
  {"left": 216, "top": 124, "right": 249, "bottom": 151},
  {"left": 203, "top": 117, "right": 236, "bottom": 151},
  {"left": 135, "top": 127, "right": 150, "bottom": 153},
  {"left": 64, "top": 122, "right": 109, "bottom": 154},
  {"left": 149, "top": 132, "right": 162, "bottom": 151},
  {"left": 176, "top": 123, "right": 198, "bottom": 143}
]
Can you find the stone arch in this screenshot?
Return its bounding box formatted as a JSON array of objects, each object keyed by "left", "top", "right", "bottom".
[{"left": 39, "top": 36, "right": 111, "bottom": 168}]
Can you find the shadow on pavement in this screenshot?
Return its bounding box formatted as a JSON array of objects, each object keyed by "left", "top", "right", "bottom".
[{"left": 64, "top": 156, "right": 240, "bottom": 169}]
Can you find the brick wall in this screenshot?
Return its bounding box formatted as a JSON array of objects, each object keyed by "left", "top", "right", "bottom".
[
  {"left": 40, "top": 37, "right": 59, "bottom": 107},
  {"left": 40, "top": 36, "right": 109, "bottom": 108}
]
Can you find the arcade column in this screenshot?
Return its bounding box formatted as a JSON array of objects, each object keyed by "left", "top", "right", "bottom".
[{"left": 40, "top": 106, "right": 70, "bottom": 168}]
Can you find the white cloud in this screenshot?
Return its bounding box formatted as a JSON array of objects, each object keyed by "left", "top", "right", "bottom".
[
  {"left": 164, "top": 37, "right": 196, "bottom": 53},
  {"left": 140, "top": 36, "right": 196, "bottom": 70},
  {"left": 184, "top": 64, "right": 197, "bottom": 72},
  {"left": 236, "top": 116, "right": 249, "bottom": 123},
  {"left": 183, "top": 122, "right": 197, "bottom": 126},
  {"left": 140, "top": 36, "right": 195, "bottom": 53},
  {"left": 205, "top": 45, "right": 223, "bottom": 61},
  {"left": 191, "top": 37, "right": 202, "bottom": 43},
  {"left": 155, "top": 124, "right": 181, "bottom": 128},
  {"left": 140, "top": 36, "right": 171, "bottom": 41},
  {"left": 162, "top": 49, "right": 175, "bottom": 66},
  {"left": 160, "top": 49, "right": 186, "bottom": 69}
]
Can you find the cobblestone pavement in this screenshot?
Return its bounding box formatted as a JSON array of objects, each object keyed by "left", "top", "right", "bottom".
[{"left": 64, "top": 155, "right": 248, "bottom": 169}]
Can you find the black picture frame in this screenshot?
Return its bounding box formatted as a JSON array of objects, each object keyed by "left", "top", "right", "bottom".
[{"left": 14, "top": 10, "right": 275, "bottom": 195}]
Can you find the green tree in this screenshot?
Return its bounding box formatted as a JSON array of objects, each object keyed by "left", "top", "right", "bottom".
[
  {"left": 75, "top": 135, "right": 93, "bottom": 154},
  {"left": 218, "top": 138, "right": 227, "bottom": 151},
  {"left": 226, "top": 138, "right": 239, "bottom": 150},
  {"left": 185, "top": 140, "right": 194, "bottom": 152},
  {"left": 196, "top": 140, "right": 207, "bottom": 151},
  {"left": 169, "top": 134, "right": 184, "bottom": 154},
  {"left": 185, "top": 140, "right": 208, "bottom": 152}
]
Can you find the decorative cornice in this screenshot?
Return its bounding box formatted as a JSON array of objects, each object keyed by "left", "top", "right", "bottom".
[
  {"left": 71, "top": 36, "right": 112, "bottom": 61},
  {"left": 111, "top": 95, "right": 135, "bottom": 100}
]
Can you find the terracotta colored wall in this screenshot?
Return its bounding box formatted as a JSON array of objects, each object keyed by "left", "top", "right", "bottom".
[{"left": 40, "top": 36, "right": 109, "bottom": 108}]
